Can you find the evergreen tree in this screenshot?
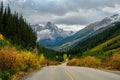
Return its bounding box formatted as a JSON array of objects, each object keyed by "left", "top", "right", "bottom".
[
  {"left": 0, "top": 2, "right": 37, "bottom": 50},
  {"left": 0, "top": 2, "right": 3, "bottom": 32},
  {"left": 68, "top": 22, "right": 120, "bottom": 56},
  {"left": 0, "top": 1, "right": 3, "bottom": 14}
]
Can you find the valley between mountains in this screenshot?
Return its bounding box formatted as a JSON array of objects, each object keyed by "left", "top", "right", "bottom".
[
  {"left": 0, "top": 1, "right": 120, "bottom": 80},
  {"left": 31, "top": 13, "right": 120, "bottom": 52}
]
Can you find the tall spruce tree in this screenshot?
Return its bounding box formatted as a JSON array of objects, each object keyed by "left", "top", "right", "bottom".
[{"left": 0, "top": 2, "right": 37, "bottom": 50}]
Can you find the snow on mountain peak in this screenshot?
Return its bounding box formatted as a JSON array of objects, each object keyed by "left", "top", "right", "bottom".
[
  {"left": 31, "top": 22, "right": 74, "bottom": 42},
  {"left": 90, "top": 12, "right": 120, "bottom": 31}
]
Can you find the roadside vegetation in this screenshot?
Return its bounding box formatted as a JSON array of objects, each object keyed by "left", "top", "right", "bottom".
[
  {"left": 0, "top": 2, "right": 64, "bottom": 80},
  {"left": 67, "top": 22, "right": 120, "bottom": 70},
  {"left": 67, "top": 56, "right": 101, "bottom": 68},
  {"left": 69, "top": 22, "right": 120, "bottom": 56},
  {"left": 67, "top": 35, "right": 120, "bottom": 70},
  {"left": 0, "top": 1, "right": 120, "bottom": 80},
  {"left": 0, "top": 34, "right": 66, "bottom": 80},
  {"left": 0, "top": 34, "right": 46, "bottom": 80}
]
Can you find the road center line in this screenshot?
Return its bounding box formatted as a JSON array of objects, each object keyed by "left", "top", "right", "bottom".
[{"left": 61, "top": 67, "right": 75, "bottom": 80}]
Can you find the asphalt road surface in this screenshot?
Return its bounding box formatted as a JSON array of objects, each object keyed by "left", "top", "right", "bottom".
[{"left": 20, "top": 65, "right": 120, "bottom": 80}]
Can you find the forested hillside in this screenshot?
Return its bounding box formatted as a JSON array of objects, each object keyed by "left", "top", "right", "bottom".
[
  {"left": 67, "top": 22, "right": 120, "bottom": 70},
  {"left": 0, "top": 2, "right": 37, "bottom": 50},
  {"left": 67, "top": 34, "right": 120, "bottom": 70},
  {"left": 0, "top": 2, "right": 65, "bottom": 61},
  {"left": 0, "top": 2, "right": 65, "bottom": 80},
  {"left": 68, "top": 22, "right": 120, "bottom": 56},
  {"left": 0, "top": 1, "right": 120, "bottom": 80},
  {"left": 83, "top": 35, "right": 120, "bottom": 58}
]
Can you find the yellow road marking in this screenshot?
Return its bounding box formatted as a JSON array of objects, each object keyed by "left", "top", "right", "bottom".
[{"left": 61, "top": 68, "right": 75, "bottom": 80}]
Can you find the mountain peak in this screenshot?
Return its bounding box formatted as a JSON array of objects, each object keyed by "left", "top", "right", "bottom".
[
  {"left": 86, "top": 12, "right": 120, "bottom": 31},
  {"left": 31, "top": 22, "right": 74, "bottom": 44},
  {"left": 46, "top": 22, "right": 53, "bottom": 26},
  {"left": 45, "top": 22, "right": 58, "bottom": 30}
]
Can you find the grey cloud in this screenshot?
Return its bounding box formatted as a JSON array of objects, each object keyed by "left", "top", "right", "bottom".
[
  {"left": 54, "top": 9, "right": 111, "bottom": 25},
  {"left": 3, "top": 0, "right": 120, "bottom": 26},
  {"left": 9, "top": 0, "right": 120, "bottom": 16},
  {"left": 54, "top": 15, "right": 91, "bottom": 25}
]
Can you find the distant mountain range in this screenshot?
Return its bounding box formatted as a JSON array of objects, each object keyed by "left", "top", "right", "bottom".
[
  {"left": 31, "top": 12, "right": 120, "bottom": 51},
  {"left": 51, "top": 12, "right": 120, "bottom": 51},
  {"left": 31, "top": 22, "right": 74, "bottom": 47}
]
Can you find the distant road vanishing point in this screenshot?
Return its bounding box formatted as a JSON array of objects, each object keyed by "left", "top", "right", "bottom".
[{"left": 20, "top": 65, "right": 120, "bottom": 80}]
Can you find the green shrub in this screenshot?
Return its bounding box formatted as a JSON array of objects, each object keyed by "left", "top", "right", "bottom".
[
  {"left": 0, "top": 71, "right": 11, "bottom": 80},
  {"left": 0, "top": 40, "right": 9, "bottom": 47}
]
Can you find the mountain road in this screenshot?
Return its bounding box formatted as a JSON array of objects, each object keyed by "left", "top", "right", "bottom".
[{"left": 19, "top": 65, "right": 120, "bottom": 80}]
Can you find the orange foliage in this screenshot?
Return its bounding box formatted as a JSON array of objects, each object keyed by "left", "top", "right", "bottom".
[
  {"left": 67, "top": 58, "right": 79, "bottom": 66},
  {"left": 0, "top": 46, "right": 46, "bottom": 78},
  {"left": 107, "top": 54, "right": 120, "bottom": 70},
  {"left": 0, "top": 47, "right": 20, "bottom": 74},
  {"left": 0, "top": 33, "right": 4, "bottom": 40},
  {"left": 67, "top": 56, "right": 101, "bottom": 68},
  {"left": 78, "top": 56, "right": 101, "bottom": 68}
]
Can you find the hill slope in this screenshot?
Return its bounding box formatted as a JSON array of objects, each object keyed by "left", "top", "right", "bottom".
[
  {"left": 52, "top": 13, "right": 120, "bottom": 51},
  {"left": 67, "top": 35, "right": 120, "bottom": 70},
  {"left": 82, "top": 35, "right": 120, "bottom": 58},
  {"left": 68, "top": 22, "right": 120, "bottom": 55},
  {"left": 90, "top": 35, "right": 120, "bottom": 52}
]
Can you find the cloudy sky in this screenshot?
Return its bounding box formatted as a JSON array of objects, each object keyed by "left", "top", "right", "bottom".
[{"left": 1, "top": 0, "right": 120, "bottom": 31}]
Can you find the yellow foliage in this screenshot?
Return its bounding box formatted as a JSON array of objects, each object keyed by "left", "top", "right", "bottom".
[
  {"left": 78, "top": 56, "right": 101, "bottom": 68},
  {"left": 63, "top": 54, "right": 67, "bottom": 61},
  {"left": 0, "top": 47, "right": 20, "bottom": 73},
  {"left": 0, "top": 46, "right": 46, "bottom": 75},
  {"left": 19, "top": 51, "right": 41, "bottom": 71},
  {"left": 67, "top": 56, "right": 101, "bottom": 68},
  {"left": 0, "top": 40, "right": 46, "bottom": 79},
  {"left": 67, "top": 58, "right": 79, "bottom": 66},
  {"left": 39, "top": 54, "right": 46, "bottom": 65},
  {"left": 90, "top": 35, "right": 120, "bottom": 52},
  {"left": 107, "top": 54, "right": 120, "bottom": 70},
  {"left": 40, "top": 54, "right": 45, "bottom": 62},
  {"left": 49, "top": 61, "right": 61, "bottom": 65},
  {"left": 0, "top": 33, "right": 4, "bottom": 40}
]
